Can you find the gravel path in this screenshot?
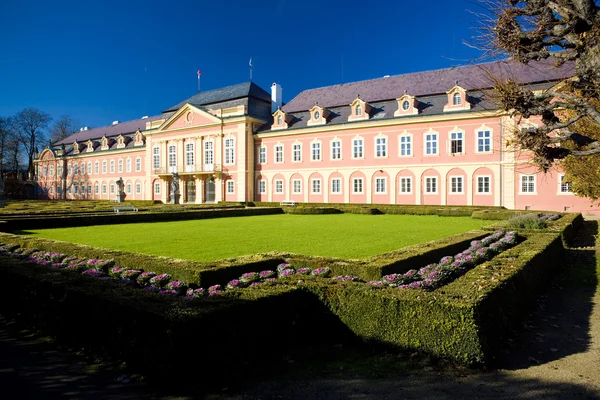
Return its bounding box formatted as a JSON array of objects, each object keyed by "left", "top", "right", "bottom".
[{"left": 1, "top": 221, "right": 598, "bottom": 399}]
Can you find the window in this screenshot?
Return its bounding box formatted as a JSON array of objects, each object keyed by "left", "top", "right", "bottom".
[
  {"left": 311, "top": 142, "right": 321, "bottom": 161},
  {"left": 102, "top": 161, "right": 107, "bottom": 174},
  {"left": 352, "top": 138, "right": 363, "bottom": 158},
  {"left": 186, "top": 143, "right": 194, "bottom": 167},
  {"left": 74, "top": 185, "right": 79, "bottom": 194},
  {"left": 521, "top": 175, "right": 535, "bottom": 193},
  {"left": 277, "top": 115, "right": 282, "bottom": 125},
  {"left": 258, "top": 147, "right": 266, "bottom": 164},
  {"left": 402, "top": 100, "right": 410, "bottom": 110},
  {"left": 275, "top": 180, "right": 284, "bottom": 194},
  {"left": 353, "top": 178, "right": 363, "bottom": 193},
  {"left": 293, "top": 179, "right": 301, "bottom": 194},
  {"left": 314, "top": 110, "right": 320, "bottom": 120},
  {"left": 67, "top": 186, "right": 71, "bottom": 194},
  {"left": 331, "top": 178, "right": 341, "bottom": 194},
  {"left": 258, "top": 180, "right": 266, "bottom": 194},
  {"left": 126, "top": 158, "right": 132, "bottom": 172},
  {"left": 400, "top": 177, "right": 412, "bottom": 194},
  {"left": 425, "top": 133, "right": 438, "bottom": 155},
  {"left": 560, "top": 175, "right": 572, "bottom": 193},
  {"left": 331, "top": 140, "right": 341, "bottom": 160},
  {"left": 168, "top": 145, "right": 176, "bottom": 168},
  {"left": 136, "top": 183, "right": 141, "bottom": 194},
  {"left": 293, "top": 143, "right": 302, "bottom": 162},
  {"left": 73, "top": 164, "right": 78, "bottom": 175},
  {"left": 49, "top": 165, "right": 54, "bottom": 176},
  {"left": 87, "top": 185, "right": 92, "bottom": 194},
  {"left": 81, "top": 162, "right": 85, "bottom": 175},
  {"left": 356, "top": 104, "right": 362, "bottom": 116},
  {"left": 275, "top": 145, "right": 283, "bottom": 163},
  {"left": 312, "top": 179, "right": 321, "bottom": 194},
  {"left": 453, "top": 92, "right": 461, "bottom": 105},
  {"left": 126, "top": 184, "right": 131, "bottom": 194},
  {"left": 449, "top": 132, "right": 463, "bottom": 154},
  {"left": 425, "top": 177, "right": 437, "bottom": 193},
  {"left": 375, "top": 177, "right": 386, "bottom": 193},
  {"left": 102, "top": 184, "right": 107, "bottom": 194},
  {"left": 110, "top": 160, "right": 115, "bottom": 173},
  {"left": 118, "top": 159, "right": 123, "bottom": 173},
  {"left": 399, "top": 135, "right": 412, "bottom": 156},
  {"left": 136, "top": 157, "right": 141, "bottom": 172},
  {"left": 94, "top": 162, "right": 99, "bottom": 174},
  {"left": 204, "top": 141, "right": 213, "bottom": 165},
  {"left": 57, "top": 166, "right": 62, "bottom": 176},
  {"left": 227, "top": 181, "right": 235, "bottom": 193},
  {"left": 57, "top": 186, "right": 62, "bottom": 194},
  {"left": 43, "top": 166, "right": 47, "bottom": 177},
  {"left": 375, "top": 137, "right": 387, "bottom": 157},
  {"left": 450, "top": 176, "right": 463, "bottom": 193},
  {"left": 80, "top": 185, "right": 85, "bottom": 194},
  {"left": 49, "top": 187, "right": 53, "bottom": 194},
  {"left": 110, "top": 184, "right": 115, "bottom": 194},
  {"left": 68, "top": 165, "right": 72, "bottom": 176},
  {"left": 477, "top": 176, "right": 490, "bottom": 193},
  {"left": 225, "top": 138, "right": 235, "bottom": 164},
  {"left": 153, "top": 147, "right": 160, "bottom": 169},
  {"left": 477, "top": 130, "right": 491, "bottom": 152},
  {"left": 154, "top": 182, "right": 160, "bottom": 194},
  {"left": 95, "top": 184, "right": 99, "bottom": 194},
  {"left": 87, "top": 162, "right": 92, "bottom": 175}
]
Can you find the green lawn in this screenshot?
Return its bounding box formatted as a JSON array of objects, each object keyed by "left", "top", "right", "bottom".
[{"left": 20, "top": 214, "right": 493, "bottom": 261}]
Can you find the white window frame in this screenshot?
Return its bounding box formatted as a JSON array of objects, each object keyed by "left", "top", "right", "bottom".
[
  {"left": 375, "top": 136, "right": 387, "bottom": 158},
  {"left": 450, "top": 176, "right": 464, "bottom": 194},
  {"left": 102, "top": 184, "right": 107, "bottom": 194},
  {"left": 73, "top": 164, "right": 78, "bottom": 175},
  {"left": 258, "top": 146, "right": 267, "bottom": 164},
  {"left": 258, "top": 180, "right": 266, "bottom": 194},
  {"left": 87, "top": 162, "right": 92, "bottom": 175},
  {"left": 331, "top": 139, "right": 341, "bottom": 160},
  {"left": 168, "top": 145, "right": 176, "bottom": 168},
  {"left": 399, "top": 134, "right": 412, "bottom": 157},
  {"left": 476, "top": 130, "right": 492, "bottom": 153},
  {"left": 311, "top": 178, "right": 321, "bottom": 194},
  {"left": 292, "top": 143, "right": 302, "bottom": 162},
  {"left": 311, "top": 141, "right": 321, "bottom": 161},
  {"left": 331, "top": 178, "right": 341, "bottom": 194},
  {"left": 352, "top": 137, "right": 364, "bottom": 159},
  {"left": 520, "top": 175, "right": 536, "bottom": 194},
  {"left": 225, "top": 137, "right": 235, "bottom": 165},
  {"left": 375, "top": 177, "right": 387, "bottom": 194},
  {"left": 110, "top": 184, "right": 115, "bottom": 194},
  {"left": 95, "top": 184, "right": 99, "bottom": 194},
  {"left": 352, "top": 177, "right": 364, "bottom": 194},
  {"left": 136, "top": 183, "right": 141, "bottom": 194},
  {"left": 227, "top": 180, "right": 235, "bottom": 193},
  {"left": 126, "top": 183, "right": 131, "bottom": 194},
  {"left": 126, "top": 158, "right": 132, "bottom": 172},
  {"left": 87, "top": 184, "right": 92, "bottom": 194},
  {"left": 80, "top": 162, "right": 85, "bottom": 175},
  {"left": 399, "top": 177, "right": 412, "bottom": 194},
  {"left": 49, "top": 165, "right": 54, "bottom": 176},
  {"left": 453, "top": 92, "right": 462, "bottom": 106},
  {"left": 425, "top": 132, "right": 438, "bottom": 155},
  {"left": 186, "top": 143, "right": 194, "bottom": 170},
  {"left": 448, "top": 131, "right": 464, "bottom": 155},
  {"left": 559, "top": 174, "right": 573, "bottom": 194},
  {"left": 154, "top": 182, "right": 161, "bottom": 194},
  {"left": 292, "top": 179, "right": 302, "bottom": 194},
  {"left": 136, "top": 157, "right": 142, "bottom": 172},
  {"left": 204, "top": 141, "right": 214, "bottom": 166},
  {"left": 476, "top": 176, "right": 491, "bottom": 194},
  {"left": 275, "top": 179, "right": 284, "bottom": 194},
  {"left": 110, "top": 160, "right": 115, "bottom": 174},
  {"left": 275, "top": 144, "right": 284, "bottom": 163},
  {"left": 94, "top": 162, "right": 99, "bottom": 174},
  {"left": 153, "top": 146, "right": 160, "bottom": 169},
  {"left": 424, "top": 177, "right": 438, "bottom": 194}
]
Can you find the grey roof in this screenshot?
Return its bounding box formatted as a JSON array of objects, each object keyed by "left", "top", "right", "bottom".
[
  {"left": 54, "top": 114, "right": 171, "bottom": 146},
  {"left": 282, "top": 58, "right": 574, "bottom": 113},
  {"left": 163, "top": 82, "right": 271, "bottom": 113}
]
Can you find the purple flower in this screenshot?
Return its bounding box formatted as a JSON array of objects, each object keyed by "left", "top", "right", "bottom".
[
  {"left": 240, "top": 272, "right": 260, "bottom": 283},
  {"left": 265, "top": 278, "right": 277, "bottom": 282},
  {"left": 276, "top": 263, "right": 291, "bottom": 272},
  {"left": 208, "top": 290, "right": 223, "bottom": 296},
  {"left": 279, "top": 268, "right": 296, "bottom": 277},
  {"left": 82, "top": 269, "right": 104, "bottom": 277},
  {"left": 149, "top": 273, "right": 172, "bottom": 288},
  {"left": 249, "top": 282, "right": 262, "bottom": 288},
  {"left": 226, "top": 279, "right": 244, "bottom": 289},
  {"left": 259, "top": 270, "right": 276, "bottom": 279},
  {"left": 137, "top": 271, "right": 156, "bottom": 286},
  {"left": 158, "top": 289, "right": 179, "bottom": 296},
  {"left": 296, "top": 268, "right": 312, "bottom": 275},
  {"left": 408, "top": 281, "right": 423, "bottom": 288},
  {"left": 312, "top": 267, "right": 331, "bottom": 277},
  {"left": 208, "top": 284, "right": 222, "bottom": 293},
  {"left": 382, "top": 274, "right": 399, "bottom": 284},
  {"left": 439, "top": 256, "right": 453, "bottom": 265},
  {"left": 367, "top": 281, "right": 384, "bottom": 287}
]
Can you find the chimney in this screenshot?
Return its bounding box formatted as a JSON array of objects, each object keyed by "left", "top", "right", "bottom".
[
  {"left": 141, "top": 116, "right": 148, "bottom": 119},
  {"left": 271, "top": 82, "right": 282, "bottom": 113},
  {"left": 112, "top": 120, "right": 119, "bottom": 125}
]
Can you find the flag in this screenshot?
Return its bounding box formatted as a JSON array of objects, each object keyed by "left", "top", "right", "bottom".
[
  {"left": 197, "top": 70, "right": 201, "bottom": 77},
  {"left": 249, "top": 58, "right": 252, "bottom": 68}
]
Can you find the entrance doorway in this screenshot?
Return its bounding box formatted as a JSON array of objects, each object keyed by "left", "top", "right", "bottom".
[
  {"left": 186, "top": 180, "right": 196, "bottom": 203},
  {"left": 205, "top": 178, "right": 215, "bottom": 202}
]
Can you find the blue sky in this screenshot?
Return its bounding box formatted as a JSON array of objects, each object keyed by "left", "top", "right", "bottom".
[{"left": 0, "top": 0, "right": 487, "bottom": 129}]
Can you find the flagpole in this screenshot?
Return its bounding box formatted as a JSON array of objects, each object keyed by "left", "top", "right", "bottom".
[
  {"left": 249, "top": 58, "right": 253, "bottom": 82},
  {"left": 197, "top": 70, "right": 201, "bottom": 92}
]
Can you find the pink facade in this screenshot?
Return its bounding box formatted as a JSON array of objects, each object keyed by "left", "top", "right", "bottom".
[{"left": 34, "top": 61, "right": 600, "bottom": 214}]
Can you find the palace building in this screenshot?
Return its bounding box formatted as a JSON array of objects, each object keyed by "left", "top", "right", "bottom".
[{"left": 34, "top": 59, "right": 600, "bottom": 214}]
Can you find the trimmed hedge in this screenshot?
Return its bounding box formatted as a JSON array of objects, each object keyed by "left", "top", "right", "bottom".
[
  {"left": 471, "top": 210, "right": 526, "bottom": 220},
  {"left": 282, "top": 207, "right": 342, "bottom": 215}
]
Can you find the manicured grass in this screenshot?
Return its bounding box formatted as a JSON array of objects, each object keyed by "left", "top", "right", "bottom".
[{"left": 21, "top": 214, "right": 493, "bottom": 261}]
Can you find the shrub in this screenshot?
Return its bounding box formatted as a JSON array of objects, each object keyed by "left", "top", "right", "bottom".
[{"left": 506, "top": 213, "right": 557, "bottom": 230}]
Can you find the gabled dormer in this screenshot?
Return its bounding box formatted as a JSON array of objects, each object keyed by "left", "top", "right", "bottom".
[
  {"left": 134, "top": 129, "right": 145, "bottom": 146},
  {"left": 348, "top": 97, "right": 370, "bottom": 122},
  {"left": 101, "top": 135, "right": 109, "bottom": 151},
  {"left": 394, "top": 93, "right": 419, "bottom": 116},
  {"left": 307, "top": 104, "right": 328, "bottom": 127},
  {"left": 72, "top": 140, "right": 80, "bottom": 154},
  {"left": 443, "top": 84, "right": 471, "bottom": 112},
  {"left": 271, "top": 108, "right": 291, "bottom": 130},
  {"left": 86, "top": 140, "right": 96, "bottom": 153},
  {"left": 116, "top": 134, "right": 126, "bottom": 149}
]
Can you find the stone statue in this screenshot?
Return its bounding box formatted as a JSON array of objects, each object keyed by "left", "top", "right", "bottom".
[
  {"left": 115, "top": 177, "right": 125, "bottom": 202},
  {"left": 171, "top": 173, "right": 180, "bottom": 204}
]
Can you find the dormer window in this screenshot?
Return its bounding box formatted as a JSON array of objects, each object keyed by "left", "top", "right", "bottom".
[
  {"left": 307, "top": 105, "right": 327, "bottom": 126},
  {"left": 73, "top": 141, "right": 79, "bottom": 154},
  {"left": 277, "top": 115, "right": 282, "bottom": 125},
  {"left": 314, "top": 110, "right": 320, "bottom": 120},
  {"left": 134, "top": 130, "right": 145, "bottom": 146},
  {"left": 348, "top": 97, "right": 370, "bottom": 122},
  {"left": 395, "top": 94, "right": 419, "bottom": 117},
  {"left": 117, "top": 135, "right": 126, "bottom": 149},
  {"left": 87, "top": 140, "right": 94, "bottom": 152},
  {"left": 402, "top": 100, "right": 410, "bottom": 111},
  {"left": 453, "top": 92, "right": 462, "bottom": 106},
  {"left": 444, "top": 85, "right": 471, "bottom": 112},
  {"left": 272, "top": 109, "right": 290, "bottom": 130},
  {"left": 101, "top": 136, "right": 109, "bottom": 150},
  {"left": 355, "top": 104, "right": 362, "bottom": 116}
]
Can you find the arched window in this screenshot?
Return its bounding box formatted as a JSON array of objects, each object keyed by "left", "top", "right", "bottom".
[
  {"left": 277, "top": 115, "right": 282, "bottom": 125},
  {"left": 453, "top": 92, "right": 462, "bottom": 105},
  {"left": 356, "top": 104, "right": 362, "bottom": 116}
]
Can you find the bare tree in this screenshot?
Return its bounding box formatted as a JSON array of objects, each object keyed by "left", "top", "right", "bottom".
[
  {"left": 473, "top": 0, "right": 600, "bottom": 171},
  {"left": 50, "top": 115, "right": 79, "bottom": 143},
  {"left": 12, "top": 108, "right": 51, "bottom": 179}
]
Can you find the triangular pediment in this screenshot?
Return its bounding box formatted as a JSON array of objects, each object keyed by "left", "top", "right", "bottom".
[{"left": 157, "top": 104, "right": 222, "bottom": 131}]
